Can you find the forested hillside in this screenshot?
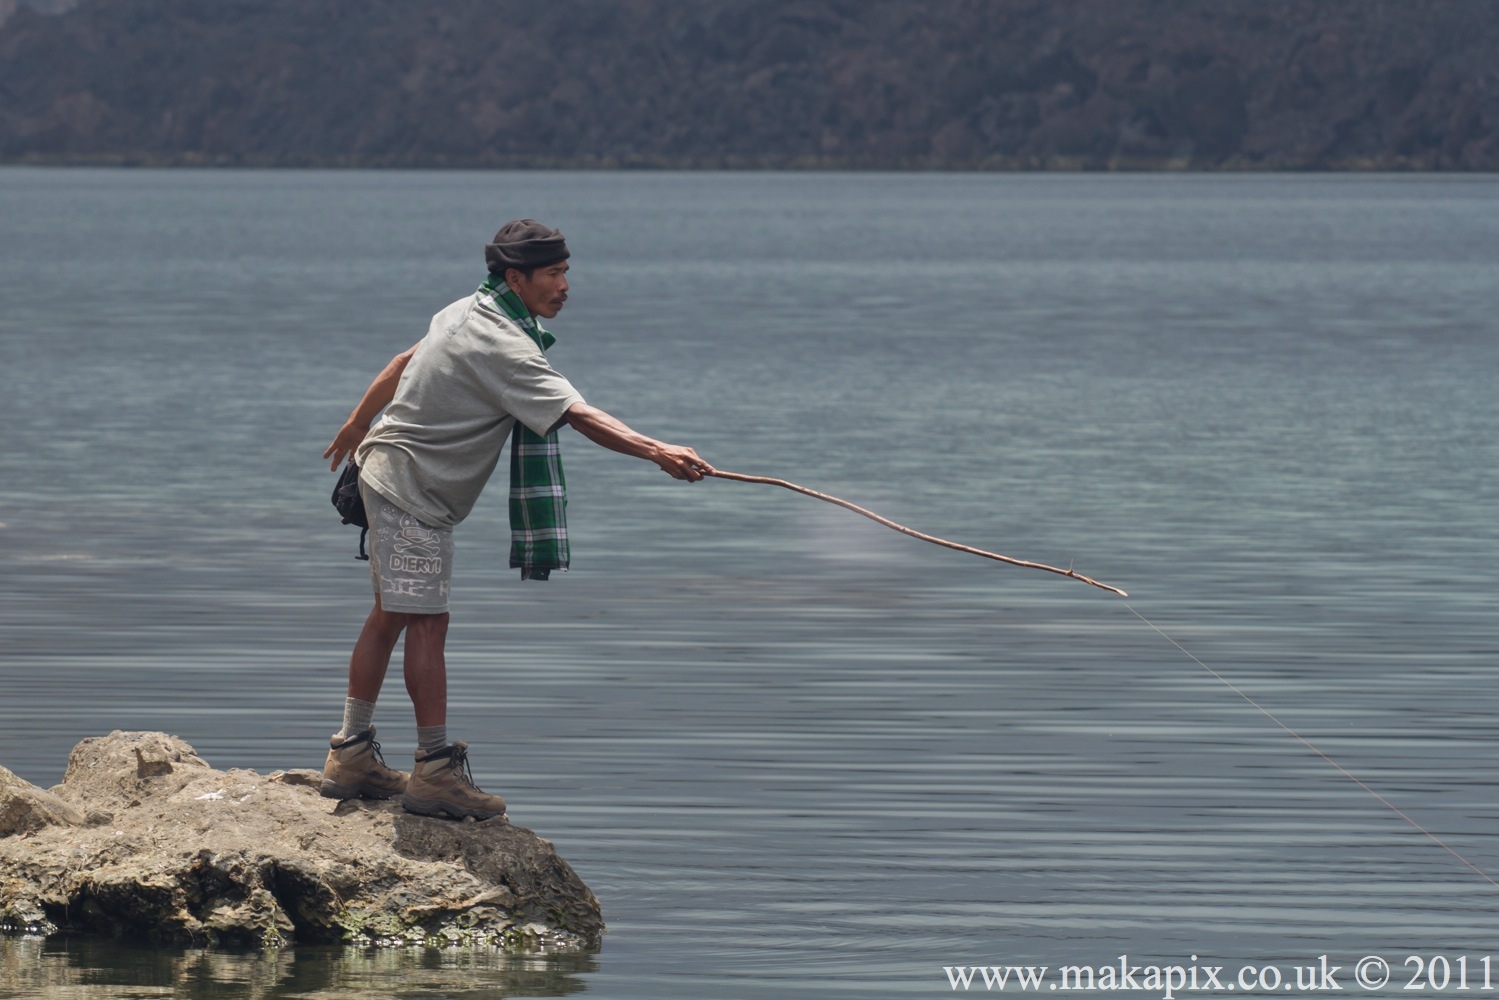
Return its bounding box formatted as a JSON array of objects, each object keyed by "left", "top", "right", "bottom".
[{"left": 2, "top": 0, "right": 1495, "bottom": 168}]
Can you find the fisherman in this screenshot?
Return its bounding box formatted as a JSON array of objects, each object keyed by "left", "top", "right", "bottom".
[{"left": 318, "top": 219, "right": 712, "bottom": 821}]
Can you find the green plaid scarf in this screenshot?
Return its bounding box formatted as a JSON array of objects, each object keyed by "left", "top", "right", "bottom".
[{"left": 478, "top": 274, "right": 569, "bottom": 581}]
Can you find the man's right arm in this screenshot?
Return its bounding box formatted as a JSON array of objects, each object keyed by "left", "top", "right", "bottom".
[
  {"left": 323, "top": 344, "right": 419, "bottom": 470},
  {"left": 562, "top": 402, "right": 712, "bottom": 481}
]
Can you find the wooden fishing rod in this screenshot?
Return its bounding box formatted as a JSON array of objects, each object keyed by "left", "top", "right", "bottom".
[{"left": 706, "top": 470, "right": 1127, "bottom": 597}]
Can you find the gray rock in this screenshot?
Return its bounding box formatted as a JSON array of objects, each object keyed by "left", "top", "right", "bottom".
[
  {"left": 0, "top": 732, "right": 602, "bottom": 950},
  {"left": 0, "top": 765, "right": 84, "bottom": 837}
]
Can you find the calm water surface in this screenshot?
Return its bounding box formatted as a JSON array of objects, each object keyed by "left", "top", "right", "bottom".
[{"left": 1, "top": 170, "right": 1498, "bottom": 998}]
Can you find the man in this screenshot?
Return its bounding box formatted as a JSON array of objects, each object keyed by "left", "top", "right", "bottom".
[{"left": 319, "top": 219, "right": 712, "bottom": 821}]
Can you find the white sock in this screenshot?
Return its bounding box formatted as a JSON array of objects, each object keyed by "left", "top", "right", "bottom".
[
  {"left": 416, "top": 725, "right": 447, "bottom": 754},
  {"left": 337, "top": 697, "right": 376, "bottom": 741}
]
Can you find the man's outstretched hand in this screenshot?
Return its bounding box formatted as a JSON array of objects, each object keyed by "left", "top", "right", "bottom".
[{"left": 651, "top": 442, "right": 714, "bottom": 482}]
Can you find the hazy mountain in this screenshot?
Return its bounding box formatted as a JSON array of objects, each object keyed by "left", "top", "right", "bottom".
[{"left": 2, "top": 0, "right": 1495, "bottom": 168}]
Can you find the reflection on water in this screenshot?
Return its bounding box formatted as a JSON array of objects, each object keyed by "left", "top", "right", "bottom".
[{"left": 0, "top": 938, "right": 595, "bottom": 999}]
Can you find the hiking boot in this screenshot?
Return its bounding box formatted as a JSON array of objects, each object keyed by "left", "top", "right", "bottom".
[
  {"left": 320, "top": 727, "right": 409, "bottom": 800},
  {"left": 400, "top": 741, "right": 507, "bottom": 821}
]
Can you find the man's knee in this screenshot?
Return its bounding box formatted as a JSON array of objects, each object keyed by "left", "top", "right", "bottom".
[
  {"left": 369, "top": 604, "right": 411, "bottom": 633},
  {"left": 404, "top": 612, "right": 450, "bottom": 641},
  {"left": 369, "top": 605, "right": 446, "bottom": 632}
]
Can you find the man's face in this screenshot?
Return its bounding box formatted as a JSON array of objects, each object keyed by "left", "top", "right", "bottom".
[{"left": 507, "top": 261, "right": 570, "bottom": 319}]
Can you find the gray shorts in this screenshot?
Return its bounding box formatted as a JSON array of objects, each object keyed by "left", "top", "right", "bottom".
[{"left": 361, "top": 482, "right": 455, "bottom": 614}]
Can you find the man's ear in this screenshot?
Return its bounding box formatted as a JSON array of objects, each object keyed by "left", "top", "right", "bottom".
[{"left": 504, "top": 268, "right": 522, "bottom": 293}]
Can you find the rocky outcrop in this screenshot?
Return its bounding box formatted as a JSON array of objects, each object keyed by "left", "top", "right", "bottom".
[
  {"left": 0, "top": 732, "right": 602, "bottom": 950},
  {"left": 0, "top": 767, "right": 85, "bottom": 837},
  {"left": 1, "top": 0, "right": 1497, "bottom": 169}
]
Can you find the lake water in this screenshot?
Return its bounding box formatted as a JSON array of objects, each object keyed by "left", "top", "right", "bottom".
[{"left": 1, "top": 169, "right": 1497, "bottom": 999}]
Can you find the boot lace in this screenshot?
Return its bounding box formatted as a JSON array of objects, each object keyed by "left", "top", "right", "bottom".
[
  {"left": 447, "top": 744, "right": 484, "bottom": 792},
  {"left": 367, "top": 734, "right": 393, "bottom": 769}
]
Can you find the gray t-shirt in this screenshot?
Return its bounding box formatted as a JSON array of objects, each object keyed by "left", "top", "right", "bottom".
[{"left": 356, "top": 294, "right": 585, "bottom": 529}]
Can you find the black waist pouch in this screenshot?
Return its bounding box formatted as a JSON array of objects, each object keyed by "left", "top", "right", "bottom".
[{"left": 332, "top": 461, "right": 370, "bottom": 560}]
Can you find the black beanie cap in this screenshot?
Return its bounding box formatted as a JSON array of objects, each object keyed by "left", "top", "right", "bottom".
[{"left": 485, "top": 218, "right": 570, "bottom": 274}]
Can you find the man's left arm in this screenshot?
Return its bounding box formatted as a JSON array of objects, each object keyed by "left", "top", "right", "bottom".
[
  {"left": 323, "top": 344, "right": 419, "bottom": 470},
  {"left": 562, "top": 402, "right": 712, "bottom": 481}
]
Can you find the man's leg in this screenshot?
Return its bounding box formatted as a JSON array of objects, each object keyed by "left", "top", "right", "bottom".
[
  {"left": 348, "top": 604, "right": 413, "bottom": 706},
  {"left": 321, "top": 603, "right": 413, "bottom": 801},
  {"left": 403, "top": 611, "right": 449, "bottom": 748},
  {"left": 335, "top": 484, "right": 452, "bottom": 748},
  {"left": 399, "top": 610, "right": 505, "bottom": 822}
]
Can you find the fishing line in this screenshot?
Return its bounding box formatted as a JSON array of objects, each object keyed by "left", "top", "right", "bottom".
[
  {"left": 707, "top": 469, "right": 1495, "bottom": 887},
  {"left": 1121, "top": 600, "right": 1499, "bottom": 889}
]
